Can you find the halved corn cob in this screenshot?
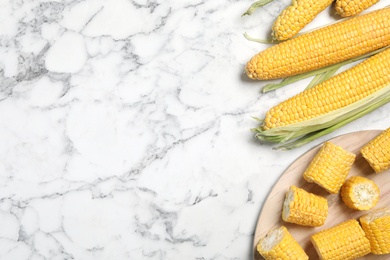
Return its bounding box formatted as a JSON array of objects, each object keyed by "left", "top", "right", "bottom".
[
  {"left": 282, "top": 186, "right": 328, "bottom": 226},
  {"left": 272, "top": 0, "right": 334, "bottom": 41},
  {"left": 303, "top": 142, "right": 355, "bottom": 193},
  {"left": 257, "top": 226, "right": 308, "bottom": 259},
  {"left": 335, "top": 0, "right": 380, "bottom": 17},
  {"left": 311, "top": 219, "right": 371, "bottom": 260},
  {"left": 341, "top": 176, "right": 380, "bottom": 210},
  {"left": 360, "top": 208, "right": 390, "bottom": 254},
  {"left": 245, "top": 7, "right": 390, "bottom": 80},
  {"left": 361, "top": 127, "right": 390, "bottom": 173}
]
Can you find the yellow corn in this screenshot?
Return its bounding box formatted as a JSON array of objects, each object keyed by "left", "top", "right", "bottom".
[
  {"left": 257, "top": 226, "right": 308, "bottom": 259},
  {"left": 361, "top": 127, "right": 390, "bottom": 173},
  {"left": 360, "top": 208, "right": 390, "bottom": 254},
  {"left": 245, "top": 7, "right": 390, "bottom": 80},
  {"left": 282, "top": 186, "right": 328, "bottom": 226},
  {"left": 272, "top": 0, "right": 333, "bottom": 41},
  {"left": 303, "top": 142, "right": 355, "bottom": 194},
  {"left": 263, "top": 47, "right": 390, "bottom": 130},
  {"left": 335, "top": 0, "right": 380, "bottom": 17},
  {"left": 341, "top": 176, "right": 380, "bottom": 210},
  {"left": 311, "top": 219, "right": 371, "bottom": 260}
]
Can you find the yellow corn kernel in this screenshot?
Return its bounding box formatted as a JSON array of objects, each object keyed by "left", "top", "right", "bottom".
[
  {"left": 311, "top": 219, "right": 371, "bottom": 260},
  {"left": 361, "top": 127, "right": 390, "bottom": 173},
  {"left": 245, "top": 7, "right": 390, "bottom": 80},
  {"left": 303, "top": 142, "right": 355, "bottom": 194},
  {"left": 341, "top": 176, "right": 380, "bottom": 210},
  {"left": 282, "top": 186, "right": 328, "bottom": 226},
  {"left": 272, "top": 0, "right": 333, "bottom": 41},
  {"left": 257, "top": 226, "right": 308, "bottom": 260},
  {"left": 360, "top": 208, "right": 390, "bottom": 254},
  {"left": 335, "top": 0, "right": 380, "bottom": 17},
  {"left": 263, "top": 47, "right": 390, "bottom": 129}
]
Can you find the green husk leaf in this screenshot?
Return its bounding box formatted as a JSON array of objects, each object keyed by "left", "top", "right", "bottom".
[
  {"left": 253, "top": 84, "right": 390, "bottom": 145},
  {"left": 261, "top": 47, "right": 389, "bottom": 93},
  {"left": 242, "top": 0, "right": 274, "bottom": 16},
  {"left": 305, "top": 73, "right": 325, "bottom": 90},
  {"left": 251, "top": 116, "right": 263, "bottom": 123},
  {"left": 243, "top": 32, "right": 274, "bottom": 44},
  {"left": 305, "top": 66, "right": 340, "bottom": 90}
]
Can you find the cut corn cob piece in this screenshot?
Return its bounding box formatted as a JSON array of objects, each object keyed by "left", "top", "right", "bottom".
[
  {"left": 257, "top": 226, "right": 308, "bottom": 259},
  {"left": 282, "top": 186, "right": 328, "bottom": 226},
  {"left": 335, "top": 0, "right": 380, "bottom": 17},
  {"left": 361, "top": 127, "right": 390, "bottom": 173},
  {"left": 360, "top": 208, "right": 390, "bottom": 254},
  {"left": 311, "top": 219, "right": 371, "bottom": 260},
  {"left": 245, "top": 7, "right": 390, "bottom": 80},
  {"left": 303, "top": 142, "right": 355, "bottom": 194},
  {"left": 272, "top": 0, "right": 334, "bottom": 41},
  {"left": 341, "top": 176, "right": 380, "bottom": 210}
]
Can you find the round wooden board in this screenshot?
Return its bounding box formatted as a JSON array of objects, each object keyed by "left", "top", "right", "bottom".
[{"left": 253, "top": 130, "right": 390, "bottom": 260}]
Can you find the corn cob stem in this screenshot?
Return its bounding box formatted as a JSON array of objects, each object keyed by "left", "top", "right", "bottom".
[
  {"left": 243, "top": 32, "right": 274, "bottom": 44},
  {"left": 242, "top": 0, "right": 274, "bottom": 16}
]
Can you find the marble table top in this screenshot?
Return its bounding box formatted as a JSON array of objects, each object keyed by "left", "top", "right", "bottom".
[{"left": 0, "top": 0, "right": 389, "bottom": 259}]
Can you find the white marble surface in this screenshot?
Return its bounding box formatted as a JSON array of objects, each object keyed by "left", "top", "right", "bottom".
[{"left": 0, "top": 0, "right": 389, "bottom": 259}]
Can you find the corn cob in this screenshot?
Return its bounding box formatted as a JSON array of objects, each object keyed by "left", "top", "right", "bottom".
[
  {"left": 361, "top": 127, "right": 390, "bottom": 173},
  {"left": 335, "top": 0, "right": 380, "bottom": 17},
  {"left": 257, "top": 226, "right": 308, "bottom": 259},
  {"left": 263, "top": 47, "right": 390, "bottom": 130},
  {"left": 245, "top": 7, "right": 390, "bottom": 80},
  {"left": 311, "top": 219, "right": 371, "bottom": 260},
  {"left": 360, "top": 208, "right": 390, "bottom": 254},
  {"left": 282, "top": 186, "right": 328, "bottom": 226},
  {"left": 341, "top": 176, "right": 380, "bottom": 210},
  {"left": 303, "top": 142, "right": 355, "bottom": 194},
  {"left": 272, "top": 0, "right": 334, "bottom": 41}
]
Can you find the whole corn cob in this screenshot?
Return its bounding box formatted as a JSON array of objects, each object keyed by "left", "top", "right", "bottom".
[
  {"left": 361, "top": 127, "right": 390, "bottom": 173},
  {"left": 303, "top": 142, "right": 355, "bottom": 194},
  {"left": 257, "top": 226, "right": 308, "bottom": 259},
  {"left": 272, "top": 0, "right": 334, "bottom": 41},
  {"left": 335, "top": 0, "right": 380, "bottom": 17},
  {"left": 245, "top": 7, "right": 390, "bottom": 80},
  {"left": 360, "top": 208, "right": 390, "bottom": 254},
  {"left": 254, "top": 46, "right": 390, "bottom": 148},
  {"left": 282, "top": 186, "right": 328, "bottom": 226},
  {"left": 341, "top": 176, "right": 380, "bottom": 210},
  {"left": 311, "top": 219, "right": 371, "bottom": 260}
]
